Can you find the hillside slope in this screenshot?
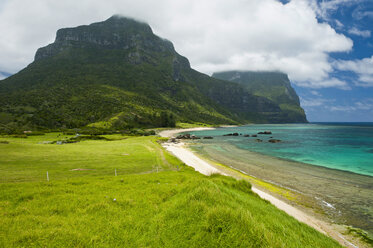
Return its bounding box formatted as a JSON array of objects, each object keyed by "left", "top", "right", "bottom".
[
  {"left": 0, "top": 16, "right": 305, "bottom": 132},
  {"left": 213, "top": 71, "right": 307, "bottom": 123},
  {"left": 0, "top": 134, "right": 340, "bottom": 247}
]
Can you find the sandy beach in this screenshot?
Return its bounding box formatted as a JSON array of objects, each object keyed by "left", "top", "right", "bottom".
[{"left": 159, "top": 127, "right": 359, "bottom": 248}]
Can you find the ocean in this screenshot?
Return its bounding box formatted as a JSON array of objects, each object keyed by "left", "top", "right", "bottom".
[
  {"left": 189, "top": 123, "right": 373, "bottom": 177},
  {"left": 186, "top": 123, "right": 373, "bottom": 237}
]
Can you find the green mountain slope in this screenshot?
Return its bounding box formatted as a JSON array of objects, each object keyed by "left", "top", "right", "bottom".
[
  {"left": 212, "top": 71, "right": 307, "bottom": 123},
  {"left": 0, "top": 16, "right": 306, "bottom": 132}
]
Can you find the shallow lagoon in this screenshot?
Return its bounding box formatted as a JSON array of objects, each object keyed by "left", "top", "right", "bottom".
[
  {"left": 190, "top": 123, "right": 373, "bottom": 176},
  {"left": 187, "top": 123, "right": 373, "bottom": 238}
]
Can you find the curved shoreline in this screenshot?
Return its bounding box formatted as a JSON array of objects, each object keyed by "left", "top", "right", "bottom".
[
  {"left": 186, "top": 123, "right": 373, "bottom": 177},
  {"left": 159, "top": 127, "right": 359, "bottom": 248}
]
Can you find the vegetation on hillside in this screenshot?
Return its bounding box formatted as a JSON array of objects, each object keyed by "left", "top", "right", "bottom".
[
  {"left": 0, "top": 16, "right": 306, "bottom": 133},
  {"left": 0, "top": 133, "right": 340, "bottom": 247},
  {"left": 212, "top": 71, "right": 307, "bottom": 123}
]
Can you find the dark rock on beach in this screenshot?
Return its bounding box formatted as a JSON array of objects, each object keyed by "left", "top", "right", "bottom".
[
  {"left": 176, "top": 134, "right": 201, "bottom": 139},
  {"left": 258, "top": 131, "right": 272, "bottom": 135},
  {"left": 223, "top": 133, "right": 239, "bottom": 136},
  {"left": 176, "top": 134, "right": 191, "bottom": 139}
]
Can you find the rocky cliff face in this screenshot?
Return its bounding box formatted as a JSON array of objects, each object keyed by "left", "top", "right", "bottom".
[{"left": 35, "top": 16, "right": 177, "bottom": 61}]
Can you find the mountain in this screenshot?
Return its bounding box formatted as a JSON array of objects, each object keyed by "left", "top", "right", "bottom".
[
  {"left": 0, "top": 16, "right": 306, "bottom": 132},
  {"left": 212, "top": 71, "right": 307, "bottom": 123}
]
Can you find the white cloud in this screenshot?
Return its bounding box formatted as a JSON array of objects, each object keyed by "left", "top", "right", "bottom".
[
  {"left": 328, "top": 99, "right": 373, "bottom": 112},
  {"left": 352, "top": 5, "right": 373, "bottom": 20},
  {"left": 328, "top": 105, "right": 356, "bottom": 111},
  {"left": 0, "top": 0, "right": 353, "bottom": 89},
  {"left": 359, "top": 11, "right": 373, "bottom": 19},
  {"left": 348, "top": 27, "right": 371, "bottom": 37},
  {"left": 334, "top": 56, "right": 373, "bottom": 87},
  {"left": 355, "top": 100, "right": 373, "bottom": 110},
  {"left": 334, "top": 56, "right": 373, "bottom": 74},
  {"left": 358, "top": 75, "right": 373, "bottom": 84},
  {"left": 296, "top": 77, "right": 350, "bottom": 89},
  {"left": 312, "top": 0, "right": 363, "bottom": 20},
  {"left": 301, "top": 96, "right": 373, "bottom": 113},
  {"left": 300, "top": 97, "right": 332, "bottom": 107},
  {"left": 334, "top": 19, "right": 344, "bottom": 29},
  {"left": 310, "top": 90, "right": 321, "bottom": 96}
]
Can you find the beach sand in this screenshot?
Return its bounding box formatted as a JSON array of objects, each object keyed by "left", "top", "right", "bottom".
[{"left": 159, "top": 128, "right": 364, "bottom": 248}]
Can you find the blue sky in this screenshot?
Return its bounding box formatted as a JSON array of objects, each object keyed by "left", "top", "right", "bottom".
[
  {"left": 294, "top": 0, "right": 373, "bottom": 122},
  {"left": 0, "top": 0, "right": 372, "bottom": 122}
]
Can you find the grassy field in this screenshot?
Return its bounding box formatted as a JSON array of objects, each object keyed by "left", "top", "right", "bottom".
[
  {"left": 0, "top": 133, "right": 176, "bottom": 183},
  {"left": 0, "top": 133, "right": 341, "bottom": 247}
]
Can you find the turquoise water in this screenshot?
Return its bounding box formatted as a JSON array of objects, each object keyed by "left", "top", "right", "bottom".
[{"left": 190, "top": 123, "right": 373, "bottom": 176}]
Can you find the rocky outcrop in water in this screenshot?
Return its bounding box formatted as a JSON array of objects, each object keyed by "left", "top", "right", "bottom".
[{"left": 258, "top": 131, "right": 272, "bottom": 135}]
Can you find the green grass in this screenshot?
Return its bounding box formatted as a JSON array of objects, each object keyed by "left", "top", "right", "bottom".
[
  {"left": 0, "top": 133, "right": 175, "bottom": 183},
  {"left": 0, "top": 134, "right": 341, "bottom": 247},
  {"left": 176, "top": 122, "right": 215, "bottom": 128},
  {"left": 187, "top": 151, "right": 299, "bottom": 202},
  {"left": 346, "top": 226, "right": 373, "bottom": 246}
]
